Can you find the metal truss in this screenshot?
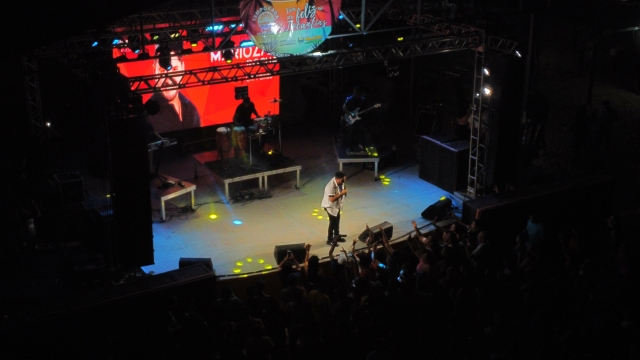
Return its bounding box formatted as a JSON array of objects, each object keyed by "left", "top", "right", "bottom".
[
  {"left": 467, "top": 40, "right": 490, "bottom": 197},
  {"left": 406, "top": 13, "right": 518, "bottom": 55},
  {"left": 128, "top": 32, "right": 478, "bottom": 94},
  {"left": 22, "top": 56, "right": 44, "bottom": 134}
]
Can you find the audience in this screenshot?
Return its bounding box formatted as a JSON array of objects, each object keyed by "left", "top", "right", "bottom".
[{"left": 8, "top": 211, "right": 637, "bottom": 360}]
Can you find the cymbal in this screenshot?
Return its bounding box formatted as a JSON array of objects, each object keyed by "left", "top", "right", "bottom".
[{"left": 268, "top": 98, "right": 282, "bottom": 103}]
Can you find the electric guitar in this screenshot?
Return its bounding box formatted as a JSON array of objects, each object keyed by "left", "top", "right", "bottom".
[{"left": 344, "top": 103, "right": 381, "bottom": 125}]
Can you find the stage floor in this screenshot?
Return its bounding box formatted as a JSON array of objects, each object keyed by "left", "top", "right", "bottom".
[{"left": 145, "top": 127, "right": 455, "bottom": 276}]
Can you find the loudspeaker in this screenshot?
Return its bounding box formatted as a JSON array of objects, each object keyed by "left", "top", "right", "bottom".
[
  {"left": 179, "top": 257, "right": 215, "bottom": 272},
  {"left": 421, "top": 197, "right": 452, "bottom": 220},
  {"left": 273, "top": 244, "right": 306, "bottom": 264},
  {"left": 235, "top": 86, "right": 249, "bottom": 100},
  {"left": 357, "top": 221, "right": 393, "bottom": 243},
  {"left": 109, "top": 113, "right": 154, "bottom": 268},
  {"left": 419, "top": 134, "right": 458, "bottom": 184},
  {"left": 437, "top": 140, "right": 470, "bottom": 194}
]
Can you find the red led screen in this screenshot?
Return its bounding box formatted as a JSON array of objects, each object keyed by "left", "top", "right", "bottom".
[{"left": 115, "top": 39, "right": 280, "bottom": 133}]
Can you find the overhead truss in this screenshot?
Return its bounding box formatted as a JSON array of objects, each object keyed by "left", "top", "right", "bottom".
[
  {"left": 129, "top": 33, "right": 479, "bottom": 94},
  {"left": 35, "top": 1, "right": 518, "bottom": 58}
]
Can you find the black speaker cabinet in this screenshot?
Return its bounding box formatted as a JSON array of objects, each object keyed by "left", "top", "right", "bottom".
[
  {"left": 419, "top": 134, "right": 458, "bottom": 184},
  {"left": 437, "top": 140, "right": 470, "bottom": 194},
  {"left": 357, "top": 221, "right": 393, "bottom": 243},
  {"left": 179, "top": 257, "right": 215, "bottom": 273},
  {"left": 421, "top": 197, "right": 452, "bottom": 220},
  {"left": 273, "top": 243, "right": 306, "bottom": 264}
]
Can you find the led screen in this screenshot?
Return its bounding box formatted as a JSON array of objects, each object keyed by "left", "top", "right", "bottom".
[{"left": 115, "top": 38, "right": 280, "bottom": 134}]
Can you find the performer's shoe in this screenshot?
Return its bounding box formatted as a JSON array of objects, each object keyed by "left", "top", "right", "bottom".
[
  {"left": 337, "top": 237, "right": 346, "bottom": 243},
  {"left": 326, "top": 240, "right": 335, "bottom": 246}
]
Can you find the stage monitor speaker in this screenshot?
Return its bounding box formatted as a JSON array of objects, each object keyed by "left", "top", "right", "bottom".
[
  {"left": 419, "top": 134, "right": 458, "bottom": 184},
  {"left": 273, "top": 243, "right": 306, "bottom": 265},
  {"left": 421, "top": 197, "right": 452, "bottom": 220},
  {"left": 357, "top": 221, "right": 393, "bottom": 243},
  {"left": 179, "top": 257, "right": 214, "bottom": 272}
]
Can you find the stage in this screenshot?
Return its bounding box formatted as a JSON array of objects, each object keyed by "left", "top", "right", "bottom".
[{"left": 145, "top": 125, "right": 454, "bottom": 277}]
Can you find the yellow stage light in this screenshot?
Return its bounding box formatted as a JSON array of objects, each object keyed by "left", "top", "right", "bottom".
[
  {"left": 317, "top": 215, "right": 323, "bottom": 219},
  {"left": 440, "top": 196, "right": 447, "bottom": 201},
  {"left": 239, "top": 274, "right": 248, "bottom": 278},
  {"left": 246, "top": 258, "right": 253, "bottom": 262},
  {"left": 233, "top": 268, "right": 241, "bottom": 273},
  {"left": 379, "top": 175, "right": 386, "bottom": 179},
  {"left": 264, "top": 264, "right": 273, "bottom": 269},
  {"left": 258, "top": 259, "right": 265, "bottom": 264},
  {"left": 236, "top": 261, "right": 243, "bottom": 266},
  {"left": 314, "top": 209, "right": 318, "bottom": 212},
  {"left": 209, "top": 214, "right": 218, "bottom": 219},
  {"left": 312, "top": 213, "right": 318, "bottom": 216}
]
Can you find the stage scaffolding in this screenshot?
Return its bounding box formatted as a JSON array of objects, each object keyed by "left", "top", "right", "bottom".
[{"left": 28, "top": 0, "right": 518, "bottom": 197}]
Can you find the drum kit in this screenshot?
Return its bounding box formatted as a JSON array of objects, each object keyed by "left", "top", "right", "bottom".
[{"left": 216, "top": 98, "right": 283, "bottom": 167}]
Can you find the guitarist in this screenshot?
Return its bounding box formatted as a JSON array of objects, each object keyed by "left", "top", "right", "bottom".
[{"left": 343, "top": 86, "right": 368, "bottom": 153}]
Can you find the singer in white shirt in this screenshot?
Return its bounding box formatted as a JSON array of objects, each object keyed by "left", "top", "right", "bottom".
[{"left": 321, "top": 171, "right": 347, "bottom": 245}]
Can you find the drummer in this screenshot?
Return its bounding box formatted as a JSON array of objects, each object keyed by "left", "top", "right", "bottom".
[{"left": 233, "top": 95, "right": 261, "bottom": 131}]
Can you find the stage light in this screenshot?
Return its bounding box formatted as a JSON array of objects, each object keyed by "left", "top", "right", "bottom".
[
  {"left": 112, "top": 38, "right": 123, "bottom": 45},
  {"left": 258, "top": 258, "right": 265, "bottom": 264},
  {"left": 209, "top": 214, "right": 218, "bottom": 219},
  {"left": 236, "top": 261, "right": 243, "bottom": 266},
  {"left": 137, "top": 51, "right": 150, "bottom": 60},
  {"left": 151, "top": 33, "right": 160, "bottom": 41},
  {"left": 317, "top": 215, "right": 323, "bottom": 219},
  {"left": 356, "top": 23, "right": 361, "bottom": 28},
  {"left": 169, "top": 31, "right": 180, "bottom": 39},
  {"left": 45, "top": 121, "right": 51, "bottom": 127},
  {"left": 440, "top": 196, "right": 447, "bottom": 201},
  {"left": 223, "top": 50, "right": 234, "bottom": 63},
  {"left": 312, "top": 212, "right": 318, "bottom": 216},
  {"left": 233, "top": 268, "right": 241, "bottom": 273},
  {"left": 190, "top": 39, "right": 198, "bottom": 47},
  {"left": 483, "top": 67, "right": 490, "bottom": 76},
  {"left": 338, "top": 14, "right": 344, "bottom": 20},
  {"left": 482, "top": 86, "right": 492, "bottom": 96},
  {"left": 246, "top": 257, "right": 253, "bottom": 262},
  {"left": 91, "top": 41, "right": 99, "bottom": 47},
  {"left": 264, "top": 264, "right": 273, "bottom": 269},
  {"left": 314, "top": 209, "right": 318, "bottom": 212},
  {"left": 379, "top": 175, "right": 385, "bottom": 179},
  {"left": 157, "top": 45, "right": 173, "bottom": 70},
  {"left": 210, "top": 24, "right": 223, "bottom": 32},
  {"left": 240, "top": 40, "right": 255, "bottom": 47},
  {"left": 515, "top": 50, "right": 522, "bottom": 58},
  {"left": 233, "top": 220, "right": 243, "bottom": 225},
  {"left": 397, "top": 36, "right": 404, "bottom": 41}
]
